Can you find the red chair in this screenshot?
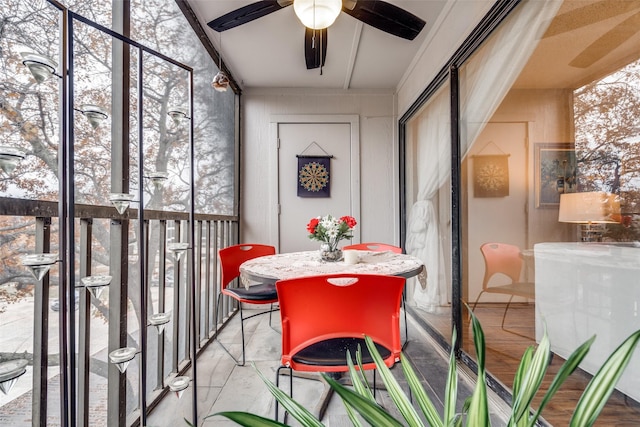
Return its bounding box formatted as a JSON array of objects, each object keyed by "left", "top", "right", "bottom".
[
  {"left": 217, "top": 243, "right": 277, "bottom": 366},
  {"left": 342, "top": 242, "right": 408, "bottom": 346},
  {"left": 342, "top": 242, "right": 403, "bottom": 253},
  {"left": 275, "top": 273, "right": 404, "bottom": 421}
]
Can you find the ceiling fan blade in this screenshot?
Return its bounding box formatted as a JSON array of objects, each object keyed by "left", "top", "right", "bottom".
[
  {"left": 207, "top": 0, "right": 293, "bottom": 32},
  {"left": 342, "top": 0, "right": 425, "bottom": 40},
  {"left": 305, "top": 27, "right": 327, "bottom": 70},
  {"left": 569, "top": 10, "right": 640, "bottom": 68},
  {"left": 544, "top": 0, "right": 640, "bottom": 38}
]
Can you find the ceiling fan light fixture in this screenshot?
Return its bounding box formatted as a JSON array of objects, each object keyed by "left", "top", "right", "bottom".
[{"left": 294, "top": 0, "right": 341, "bottom": 30}]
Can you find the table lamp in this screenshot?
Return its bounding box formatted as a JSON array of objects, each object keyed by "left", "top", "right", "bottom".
[{"left": 558, "top": 191, "right": 620, "bottom": 242}]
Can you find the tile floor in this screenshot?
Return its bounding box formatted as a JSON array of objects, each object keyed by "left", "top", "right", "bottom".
[{"left": 148, "top": 307, "right": 510, "bottom": 426}]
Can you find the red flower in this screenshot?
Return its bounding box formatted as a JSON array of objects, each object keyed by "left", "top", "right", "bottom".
[
  {"left": 306, "top": 217, "right": 320, "bottom": 234},
  {"left": 340, "top": 216, "right": 357, "bottom": 228}
]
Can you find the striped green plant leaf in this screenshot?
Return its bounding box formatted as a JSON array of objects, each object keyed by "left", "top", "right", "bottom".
[
  {"left": 570, "top": 330, "right": 640, "bottom": 427},
  {"left": 466, "top": 368, "right": 489, "bottom": 426},
  {"left": 510, "top": 332, "right": 550, "bottom": 425},
  {"left": 344, "top": 349, "right": 369, "bottom": 427},
  {"left": 363, "top": 336, "right": 424, "bottom": 427},
  {"left": 443, "top": 328, "right": 458, "bottom": 425},
  {"left": 252, "top": 364, "right": 324, "bottom": 427},
  {"left": 347, "top": 348, "right": 374, "bottom": 401},
  {"left": 511, "top": 346, "right": 533, "bottom": 401},
  {"left": 528, "top": 335, "right": 595, "bottom": 426},
  {"left": 401, "top": 352, "right": 444, "bottom": 427},
  {"left": 322, "top": 374, "right": 405, "bottom": 427},
  {"left": 510, "top": 346, "right": 533, "bottom": 427},
  {"left": 466, "top": 310, "right": 489, "bottom": 426}
]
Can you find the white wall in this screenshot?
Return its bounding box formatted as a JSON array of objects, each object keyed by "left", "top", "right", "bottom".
[
  {"left": 240, "top": 0, "right": 497, "bottom": 248},
  {"left": 492, "top": 88, "right": 576, "bottom": 245},
  {"left": 241, "top": 88, "right": 398, "bottom": 246}
]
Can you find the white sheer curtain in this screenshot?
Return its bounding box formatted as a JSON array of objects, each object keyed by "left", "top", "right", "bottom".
[
  {"left": 405, "top": 0, "right": 562, "bottom": 313},
  {"left": 406, "top": 87, "right": 450, "bottom": 312},
  {"left": 460, "top": 0, "right": 563, "bottom": 155}
]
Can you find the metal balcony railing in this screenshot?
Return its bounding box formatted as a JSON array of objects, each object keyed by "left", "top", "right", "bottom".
[{"left": 0, "top": 196, "right": 239, "bottom": 426}]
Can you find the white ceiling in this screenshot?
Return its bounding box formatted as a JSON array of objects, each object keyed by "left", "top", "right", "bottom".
[
  {"left": 186, "top": 0, "right": 449, "bottom": 90},
  {"left": 186, "top": 0, "right": 640, "bottom": 93}
]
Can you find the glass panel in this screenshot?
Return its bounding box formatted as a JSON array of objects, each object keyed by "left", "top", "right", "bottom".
[
  {"left": 63, "top": 1, "right": 113, "bottom": 31},
  {"left": 0, "top": 1, "right": 62, "bottom": 423},
  {"left": 459, "top": 0, "right": 640, "bottom": 423},
  {"left": 0, "top": 0, "right": 60, "bottom": 202},
  {"left": 130, "top": 0, "right": 236, "bottom": 216},
  {"left": 72, "top": 19, "right": 114, "bottom": 207},
  {"left": 404, "top": 83, "right": 452, "bottom": 342}
]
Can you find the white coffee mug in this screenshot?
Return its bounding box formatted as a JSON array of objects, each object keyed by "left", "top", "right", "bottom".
[{"left": 343, "top": 250, "right": 359, "bottom": 265}]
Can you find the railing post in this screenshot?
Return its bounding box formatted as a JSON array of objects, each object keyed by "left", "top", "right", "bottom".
[
  {"left": 195, "top": 220, "right": 202, "bottom": 346},
  {"left": 107, "top": 218, "right": 129, "bottom": 426},
  {"left": 77, "top": 218, "right": 92, "bottom": 427},
  {"left": 33, "top": 216, "right": 51, "bottom": 427},
  {"left": 156, "top": 220, "right": 167, "bottom": 387},
  {"left": 171, "top": 220, "right": 181, "bottom": 372},
  {"left": 204, "top": 221, "right": 211, "bottom": 338}
]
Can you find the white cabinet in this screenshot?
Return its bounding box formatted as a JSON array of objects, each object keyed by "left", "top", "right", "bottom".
[{"left": 534, "top": 242, "right": 640, "bottom": 402}]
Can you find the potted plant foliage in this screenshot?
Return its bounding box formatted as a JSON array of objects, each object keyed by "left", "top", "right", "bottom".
[{"left": 205, "top": 310, "right": 640, "bottom": 427}]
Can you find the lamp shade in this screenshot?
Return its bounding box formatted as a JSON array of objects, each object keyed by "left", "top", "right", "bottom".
[
  {"left": 293, "top": 0, "right": 342, "bottom": 30},
  {"left": 558, "top": 191, "right": 621, "bottom": 224}
]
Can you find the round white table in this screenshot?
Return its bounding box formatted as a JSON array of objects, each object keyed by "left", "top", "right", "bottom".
[{"left": 239, "top": 250, "right": 426, "bottom": 287}]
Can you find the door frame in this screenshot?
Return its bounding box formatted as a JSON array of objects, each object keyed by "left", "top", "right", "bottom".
[{"left": 269, "top": 115, "right": 361, "bottom": 252}]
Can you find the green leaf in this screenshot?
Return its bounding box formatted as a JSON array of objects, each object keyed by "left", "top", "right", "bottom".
[
  {"left": 510, "top": 346, "right": 533, "bottom": 427},
  {"left": 466, "top": 310, "right": 489, "bottom": 426},
  {"left": 212, "top": 411, "right": 289, "bottom": 426},
  {"left": 466, "top": 369, "right": 489, "bottom": 426},
  {"left": 469, "top": 309, "right": 486, "bottom": 370},
  {"left": 570, "top": 330, "right": 640, "bottom": 427},
  {"left": 528, "top": 335, "right": 595, "bottom": 426},
  {"left": 362, "top": 336, "right": 424, "bottom": 427},
  {"left": 348, "top": 348, "right": 374, "bottom": 401},
  {"left": 344, "top": 349, "right": 368, "bottom": 427},
  {"left": 253, "top": 364, "right": 325, "bottom": 427},
  {"left": 342, "top": 398, "right": 364, "bottom": 427},
  {"left": 443, "top": 328, "right": 458, "bottom": 425},
  {"left": 401, "top": 351, "right": 444, "bottom": 427},
  {"left": 511, "top": 346, "right": 533, "bottom": 402},
  {"left": 323, "top": 373, "right": 405, "bottom": 427},
  {"left": 510, "top": 331, "right": 551, "bottom": 425}
]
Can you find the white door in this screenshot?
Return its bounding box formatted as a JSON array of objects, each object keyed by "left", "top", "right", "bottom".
[{"left": 276, "top": 118, "right": 360, "bottom": 253}]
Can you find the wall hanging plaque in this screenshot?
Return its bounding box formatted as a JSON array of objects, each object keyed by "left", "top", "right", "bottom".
[
  {"left": 473, "top": 154, "right": 510, "bottom": 197},
  {"left": 297, "top": 142, "right": 333, "bottom": 198}
]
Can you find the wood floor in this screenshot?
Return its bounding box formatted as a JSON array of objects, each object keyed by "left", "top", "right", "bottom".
[{"left": 416, "top": 303, "right": 640, "bottom": 426}]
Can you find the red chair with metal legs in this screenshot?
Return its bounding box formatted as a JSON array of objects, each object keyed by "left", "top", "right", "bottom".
[
  {"left": 216, "top": 243, "right": 277, "bottom": 366},
  {"left": 274, "top": 273, "right": 404, "bottom": 421},
  {"left": 342, "top": 242, "right": 409, "bottom": 346}
]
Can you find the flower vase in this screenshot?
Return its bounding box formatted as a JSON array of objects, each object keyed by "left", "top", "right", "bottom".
[{"left": 319, "top": 243, "right": 342, "bottom": 262}]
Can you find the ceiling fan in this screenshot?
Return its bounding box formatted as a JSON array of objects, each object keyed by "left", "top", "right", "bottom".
[
  {"left": 543, "top": 0, "right": 640, "bottom": 68},
  {"left": 207, "top": 0, "right": 426, "bottom": 70}
]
